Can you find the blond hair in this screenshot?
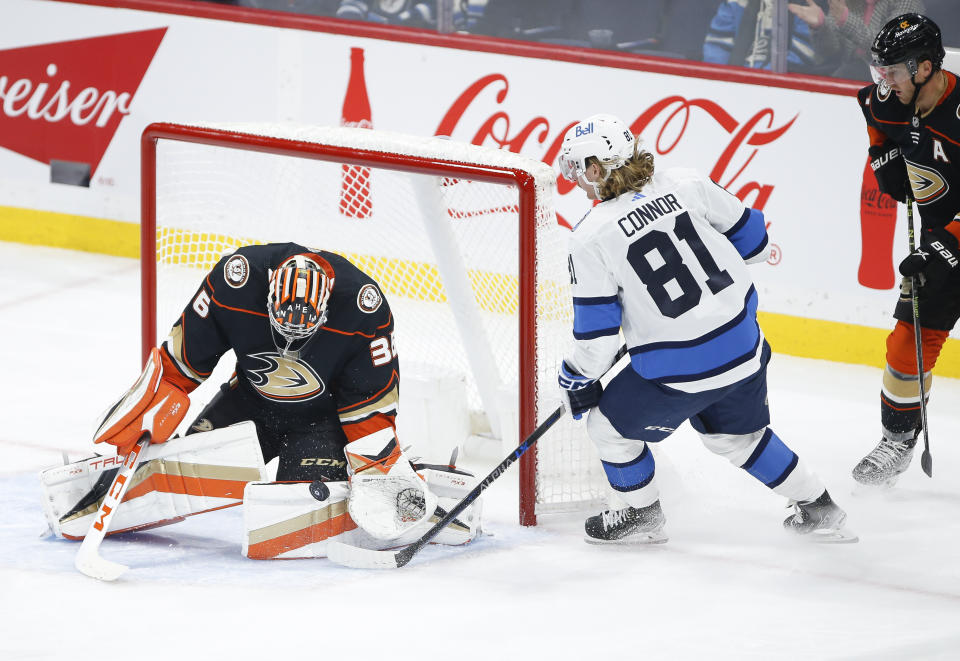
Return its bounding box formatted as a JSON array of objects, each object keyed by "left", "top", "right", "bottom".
[{"left": 588, "top": 142, "right": 655, "bottom": 200}]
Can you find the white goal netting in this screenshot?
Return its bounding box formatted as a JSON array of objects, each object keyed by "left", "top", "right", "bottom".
[{"left": 144, "top": 122, "right": 608, "bottom": 521}]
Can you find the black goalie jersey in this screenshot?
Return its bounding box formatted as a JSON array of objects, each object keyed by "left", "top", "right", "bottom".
[
  {"left": 858, "top": 71, "right": 960, "bottom": 229},
  {"left": 161, "top": 242, "right": 399, "bottom": 445}
]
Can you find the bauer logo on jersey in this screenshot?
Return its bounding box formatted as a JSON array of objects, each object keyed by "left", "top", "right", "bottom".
[
  {"left": 246, "top": 352, "right": 326, "bottom": 401},
  {"left": 907, "top": 161, "right": 949, "bottom": 205},
  {"left": 224, "top": 255, "right": 250, "bottom": 288},
  {"left": 357, "top": 284, "right": 382, "bottom": 313}
]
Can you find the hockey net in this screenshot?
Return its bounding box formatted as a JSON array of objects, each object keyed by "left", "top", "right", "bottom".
[{"left": 141, "top": 122, "right": 608, "bottom": 524}]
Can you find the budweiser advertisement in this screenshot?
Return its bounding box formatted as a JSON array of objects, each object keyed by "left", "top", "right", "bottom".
[
  {"left": 0, "top": 28, "right": 166, "bottom": 181},
  {"left": 0, "top": 0, "right": 911, "bottom": 331}
]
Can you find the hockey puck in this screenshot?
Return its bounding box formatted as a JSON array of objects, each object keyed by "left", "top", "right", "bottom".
[{"left": 309, "top": 480, "right": 330, "bottom": 502}]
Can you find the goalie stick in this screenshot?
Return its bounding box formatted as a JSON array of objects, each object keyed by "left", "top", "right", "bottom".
[
  {"left": 74, "top": 434, "right": 150, "bottom": 580},
  {"left": 906, "top": 195, "right": 933, "bottom": 478},
  {"left": 328, "top": 345, "right": 629, "bottom": 569}
]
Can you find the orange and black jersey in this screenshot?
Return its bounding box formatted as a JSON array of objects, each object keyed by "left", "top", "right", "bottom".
[
  {"left": 162, "top": 242, "right": 398, "bottom": 444},
  {"left": 858, "top": 71, "right": 960, "bottom": 229}
]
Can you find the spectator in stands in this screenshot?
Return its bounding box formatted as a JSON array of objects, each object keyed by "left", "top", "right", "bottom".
[
  {"left": 471, "top": 0, "right": 720, "bottom": 62},
  {"left": 336, "top": 0, "right": 436, "bottom": 28},
  {"left": 918, "top": 0, "right": 960, "bottom": 48},
  {"left": 704, "top": 0, "right": 835, "bottom": 73},
  {"left": 467, "top": 0, "right": 579, "bottom": 41},
  {"left": 788, "top": 0, "right": 926, "bottom": 80},
  {"left": 208, "top": 0, "right": 340, "bottom": 15},
  {"left": 653, "top": 0, "right": 725, "bottom": 60}
]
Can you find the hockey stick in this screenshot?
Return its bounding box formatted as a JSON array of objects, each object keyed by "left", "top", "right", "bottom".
[
  {"left": 328, "top": 345, "right": 629, "bottom": 569},
  {"left": 74, "top": 434, "right": 150, "bottom": 580},
  {"left": 906, "top": 195, "right": 933, "bottom": 477}
]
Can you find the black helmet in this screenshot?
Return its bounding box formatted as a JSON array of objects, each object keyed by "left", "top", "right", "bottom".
[{"left": 871, "top": 14, "right": 945, "bottom": 75}]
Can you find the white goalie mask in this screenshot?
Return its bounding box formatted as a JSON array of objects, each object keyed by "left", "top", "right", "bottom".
[{"left": 558, "top": 114, "right": 636, "bottom": 186}]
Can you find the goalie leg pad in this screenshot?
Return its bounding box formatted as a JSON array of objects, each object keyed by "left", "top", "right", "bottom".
[
  {"left": 41, "top": 421, "right": 266, "bottom": 539},
  {"left": 242, "top": 465, "right": 482, "bottom": 559},
  {"left": 243, "top": 481, "right": 357, "bottom": 559}
]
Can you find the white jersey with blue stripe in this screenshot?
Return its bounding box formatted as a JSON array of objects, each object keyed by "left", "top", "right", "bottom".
[{"left": 566, "top": 167, "right": 771, "bottom": 393}]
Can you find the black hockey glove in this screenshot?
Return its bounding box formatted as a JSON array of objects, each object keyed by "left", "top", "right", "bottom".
[
  {"left": 899, "top": 221, "right": 960, "bottom": 289},
  {"left": 868, "top": 142, "right": 908, "bottom": 203},
  {"left": 558, "top": 360, "right": 603, "bottom": 420}
]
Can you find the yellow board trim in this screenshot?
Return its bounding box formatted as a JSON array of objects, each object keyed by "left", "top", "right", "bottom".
[
  {"left": 3, "top": 206, "right": 958, "bottom": 377},
  {"left": 0, "top": 205, "right": 139, "bottom": 258}
]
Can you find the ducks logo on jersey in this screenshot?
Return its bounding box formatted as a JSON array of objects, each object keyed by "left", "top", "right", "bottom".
[{"left": 246, "top": 352, "right": 326, "bottom": 401}]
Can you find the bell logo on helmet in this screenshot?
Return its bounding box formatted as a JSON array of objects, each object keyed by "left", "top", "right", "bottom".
[{"left": 575, "top": 122, "right": 595, "bottom": 137}]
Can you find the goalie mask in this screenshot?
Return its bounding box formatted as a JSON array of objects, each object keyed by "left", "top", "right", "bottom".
[
  {"left": 558, "top": 114, "right": 636, "bottom": 193},
  {"left": 267, "top": 254, "right": 335, "bottom": 357}
]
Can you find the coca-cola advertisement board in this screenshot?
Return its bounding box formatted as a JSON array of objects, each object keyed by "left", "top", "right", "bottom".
[{"left": 0, "top": 0, "right": 941, "bottom": 341}]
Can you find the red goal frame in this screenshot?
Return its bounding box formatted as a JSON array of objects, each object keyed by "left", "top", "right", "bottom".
[{"left": 140, "top": 121, "right": 548, "bottom": 525}]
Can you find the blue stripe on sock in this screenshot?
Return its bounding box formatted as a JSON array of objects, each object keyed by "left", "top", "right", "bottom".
[
  {"left": 741, "top": 429, "right": 797, "bottom": 487},
  {"left": 602, "top": 445, "right": 655, "bottom": 493}
]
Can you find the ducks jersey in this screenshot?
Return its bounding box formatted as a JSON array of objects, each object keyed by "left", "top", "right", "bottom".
[
  {"left": 161, "top": 242, "right": 399, "bottom": 445},
  {"left": 858, "top": 71, "right": 960, "bottom": 228}
]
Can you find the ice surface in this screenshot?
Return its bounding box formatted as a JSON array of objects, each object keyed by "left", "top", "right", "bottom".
[{"left": 1, "top": 242, "right": 958, "bottom": 660}]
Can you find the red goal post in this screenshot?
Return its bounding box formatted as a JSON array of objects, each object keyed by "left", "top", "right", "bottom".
[{"left": 140, "top": 121, "right": 608, "bottom": 525}]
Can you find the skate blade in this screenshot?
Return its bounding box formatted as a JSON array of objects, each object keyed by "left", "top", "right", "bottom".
[
  {"left": 851, "top": 480, "right": 898, "bottom": 497},
  {"left": 584, "top": 531, "right": 668, "bottom": 546},
  {"left": 852, "top": 469, "right": 906, "bottom": 490},
  {"left": 804, "top": 527, "right": 859, "bottom": 544}
]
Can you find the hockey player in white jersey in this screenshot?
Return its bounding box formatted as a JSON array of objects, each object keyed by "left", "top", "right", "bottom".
[{"left": 556, "top": 114, "right": 856, "bottom": 544}]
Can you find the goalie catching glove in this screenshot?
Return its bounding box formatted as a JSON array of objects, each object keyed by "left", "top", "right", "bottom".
[
  {"left": 93, "top": 347, "right": 191, "bottom": 455},
  {"left": 344, "top": 429, "right": 438, "bottom": 540},
  {"left": 558, "top": 360, "right": 603, "bottom": 420},
  {"left": 899, "top": 217, "right": 960, "bottom": 289}
]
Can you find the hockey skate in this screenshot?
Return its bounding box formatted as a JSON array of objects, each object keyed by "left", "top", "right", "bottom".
[
  {"left": 584, "top": 500, "right": 667, "bottom": 545},
  {"left": 851, "top": 436, "right": 916, "bottom": 487},
  {"left": 783, "top": 490, "right": 858, "bottom": 543}
]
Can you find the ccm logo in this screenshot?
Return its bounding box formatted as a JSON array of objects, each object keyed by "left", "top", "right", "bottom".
[{"left": 300, "top": 458, "right": 346, "bottom": 467}]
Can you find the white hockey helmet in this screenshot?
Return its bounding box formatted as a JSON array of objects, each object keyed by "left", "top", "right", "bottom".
[{"left": 558, "top": 114, "right": 636, "bottom": 183}]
